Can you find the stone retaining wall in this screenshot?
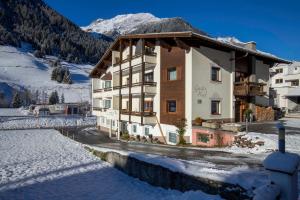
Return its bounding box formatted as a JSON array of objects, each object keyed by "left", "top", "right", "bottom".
[{"left": 86, "top": 147, "right": 250, "bottom": 200}]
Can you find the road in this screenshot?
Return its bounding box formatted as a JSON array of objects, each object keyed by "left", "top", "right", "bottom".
[{"left": 60, "top": 126, "right": 263, "bottom": 170}]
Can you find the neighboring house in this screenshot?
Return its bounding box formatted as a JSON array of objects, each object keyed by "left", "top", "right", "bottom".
[
  {"left": 270, "top": 61, "right": 300, "bottom": 113},
  {"left": 90, "top": 32, "right": 289, "bottom": 145},
  {"left": 31, "top": 103, "right": 90, "bottom": 115},
  {"left": 33, "top": 106, "right": 50, "bottom": 116}
]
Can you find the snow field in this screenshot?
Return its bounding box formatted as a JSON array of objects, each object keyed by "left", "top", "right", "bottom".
[{"left": 0, "top": 129, "right": 221, "bottom": 200}]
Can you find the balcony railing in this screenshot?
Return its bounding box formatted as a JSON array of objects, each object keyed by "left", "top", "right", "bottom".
[
  {"left": 113, "top": 52, "right": 157, "bottom": 67},
  {"left": 234, "top": 82, "right": 266, "bottom": 96},
  {"left": 92, "top": 107, "right": 108, "bottom": 112},
  {"left": 121, "top": 109, "right": 156, "bottom": 117},
  {"left": 113, "top": 81, "right": 157, "bottom": 90},
  {"left": 93, "top": 87, "right": 112, "bottom": 93}
]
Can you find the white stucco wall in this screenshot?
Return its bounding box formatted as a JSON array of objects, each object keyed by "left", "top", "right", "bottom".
[{"left": 189, "top": 47, "right": 233, "bottom": 121}]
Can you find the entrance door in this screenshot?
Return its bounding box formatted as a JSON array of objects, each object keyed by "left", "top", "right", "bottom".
[{"left": 235, "top": 100, "right": 247, "bottom": 122}]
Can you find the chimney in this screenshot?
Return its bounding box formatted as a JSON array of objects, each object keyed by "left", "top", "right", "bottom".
[{"left": 245, "top": 41, "right": 256, "bottom": 51}]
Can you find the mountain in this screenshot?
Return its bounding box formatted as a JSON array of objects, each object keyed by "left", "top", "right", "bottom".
[
  {"left": 82, "top": 13, "right": 207, "bottom": 38},
  {"left": 0, "top": 0, "right": 111, "bottom": 64},
  {"left": 0, "top": 45, "right": 92, "bottom": 106},
  {"left": 81, "top": 13, "right": 160, "bottom": 38}
]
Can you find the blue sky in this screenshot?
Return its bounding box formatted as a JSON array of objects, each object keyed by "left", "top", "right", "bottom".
[{"left": 44, "top": 0, "right": 300, "bottom": 61}]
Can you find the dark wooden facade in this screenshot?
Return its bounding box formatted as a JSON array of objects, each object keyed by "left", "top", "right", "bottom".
[{"left": 160, "top": 47, "right": 185, "bottom": 125}]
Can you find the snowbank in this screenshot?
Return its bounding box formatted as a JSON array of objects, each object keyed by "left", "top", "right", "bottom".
[
  {"left": 88, "top": 145, "right": 268, "bottom": 191},
  {"left": 263, "top": 152, "right": 300, "bottom": 174},
  {"left": 0, "top": 115, "right": 96, "bottom": 129},
  {"left": 0, "top": 129, "right": 220, "bottom": 200}
]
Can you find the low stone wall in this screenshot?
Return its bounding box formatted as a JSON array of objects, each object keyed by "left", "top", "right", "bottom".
[{"left": 86, "top": 147, "right": 249, "bottom": 200}]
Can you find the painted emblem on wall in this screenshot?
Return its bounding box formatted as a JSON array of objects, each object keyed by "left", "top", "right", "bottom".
[{"left": 194, "top": 85, "right": 207, "bottom": 97}]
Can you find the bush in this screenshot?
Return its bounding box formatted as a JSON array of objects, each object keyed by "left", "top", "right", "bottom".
[
  {"left": 194, "top": 117, "right": 204, "bottom": 125},
  {"left": 148, "top": 134, "right": 153, "bottom": 143},
  {"left": 121, "top": 131, "right": 130, "bottom": 141},
  {"left": 175, "top": 118, "right": 187, "bottom": 145},
  {"left": 136, "top": 135, "right": 140, "bottom": 141},
  {"left": 141, "top": 136, "right": 147, "bottom": 143}
]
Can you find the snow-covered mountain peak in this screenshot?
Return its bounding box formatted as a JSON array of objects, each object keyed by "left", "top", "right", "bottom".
[{"left": 81, "top": 13, "right": 161, "bottom": 35}]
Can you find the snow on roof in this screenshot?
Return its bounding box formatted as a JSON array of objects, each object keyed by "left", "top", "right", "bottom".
[{"left": 263, "top": 151, "right": 300, "bottom": 174}]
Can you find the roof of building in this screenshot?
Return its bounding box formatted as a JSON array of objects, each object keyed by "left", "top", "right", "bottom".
[{"left": 90, "top": 31, "right": 291, "bottom": 78}]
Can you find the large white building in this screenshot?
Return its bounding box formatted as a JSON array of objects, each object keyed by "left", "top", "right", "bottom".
[
  {"left": 90, "top": 32, "right": 288, "bottom": 145},
  {"left": 270, "top": 61, "right": 300, "bottom": 113}
]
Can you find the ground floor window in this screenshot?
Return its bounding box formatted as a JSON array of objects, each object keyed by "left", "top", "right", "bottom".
[
  {"left": 133, "top": 125, "right": 137, "bottom": 133},
  {"left": 145, "top": 127, "right": 149, "bottom": 135},
  {"left": 168, "top": 132, "right": 177, "bottom": 143},
  {"left": 211, "top": 100, "right": 221, "bottom": 115},
  {"left": 197, "top": 133, "right": 210, "bottom": 143}
]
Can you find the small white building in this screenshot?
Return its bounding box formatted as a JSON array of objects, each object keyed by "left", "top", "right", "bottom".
[{"left": 270, "top": 61, "right": 300, "bottom": 113}]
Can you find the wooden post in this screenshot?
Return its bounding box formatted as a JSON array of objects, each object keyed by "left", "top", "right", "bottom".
[
  {"left": 141, "top": 39, "right": 145, "bottom": 125},
  {"left": 118, "top": 39, "right": 123, "bottom": 140},
  {"left": 129, "top": 39, "right": 132, "bottom": 124}
]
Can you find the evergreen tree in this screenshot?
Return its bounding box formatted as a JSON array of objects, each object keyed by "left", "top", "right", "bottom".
[
  {"left": 61, "top": 93, "right": 65, "bottom": 103},
  {"left": 24, "top": 90, "right": 32, "bottom": 106},
  {"left": 48, "top": 91, "right": 59, "bottom": 105},
  {"left": 12, "top": 92, "right": 22, "bottom": 108},
  {"left": 51, "top": 68, "right": 57, "bottom": 80},
  {"left": 63, "top": 70, "right": 72, "bottom": 84},
  {"left": 35, "top": 90, "right": 40, "bottom": 104}
]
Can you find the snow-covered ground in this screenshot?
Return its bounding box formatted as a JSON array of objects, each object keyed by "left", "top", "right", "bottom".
[
  {"left": 222, "top": 131, "right": 300, "bottom": 155},
  {"left": 0, "top": 115, "right": 96, "bottom": 129},
  {"left": 0, "top": 129, "right": 220, "bottom": 200},
  {"left": 0, "top": 45, "right": 92, "bottom": 103},
  {"left": 0, "top": 108, "right": 28, "bottom": 116},
  {"left": 89, "top": 145, "right": 267, "bottom": 193}
]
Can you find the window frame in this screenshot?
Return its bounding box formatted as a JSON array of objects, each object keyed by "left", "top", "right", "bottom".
[
  {"left": 167, "top": 67, "right": 177, "bottom": 81},
  {"left": 104, "top": 99, "right": 111, "bottom": 109},
  {"left": 167, "top": 100, "right": 177, "bottom": 113},
  {"left": 276, "top": 68, "right": 283, "bottom": 73},
  {"left": 133, "top": 124, "right": 137, "bottom": 133},
  {"left": 211, "top": 66, "right": 221, "bottom": 82},
  {"left": 144, "top": 100, "right": 153, "bottom": 112},
  {"left": 275, "top": 79, "right": 283, "bottom": 84},
  {"left": 211, "top": 100, "right": 221, "bottom": 115},
  {"left": 144, "top": 72, "right": 154, "bottom": 82},
  {"left": 144, "top": 127, "right": 150, "bottom": 135}
]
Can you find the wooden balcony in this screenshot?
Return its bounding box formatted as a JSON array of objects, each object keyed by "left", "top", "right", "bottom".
[
  {"left": 92, "top": 107, "right": 108, "bottom": 112},
  {"left": 234, "top": 82, "right": 266, "bottom": 96},
  {"left": 121, "top": 109, "right": 156, "bottom": 117}
]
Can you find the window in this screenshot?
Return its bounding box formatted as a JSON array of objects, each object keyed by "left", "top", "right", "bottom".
[
  {"left": 133, "top": 125, "right": 137, "bottom": 133},
  {"left": 144, "top": 101, "right": 153, "bottom": 112},
  {"left": 144, "top": 72, "right": 154, "bottom": 82},
  {"left": 211, "top": 67, "right": 221, "bottom": 82},
  {"left": 145, "top": 127, "right": 149, "bottom": 135},
  {"left": 104, "top": 99, "right": 111, "bottom": 109},
  {"left": 197, "top": 133, "right": 210, "bottom": 143},
  {"left": 106, "top": 119, "right": 110, "bottom": 126},
  {"left": 291, "top": 80, "right": 299, "bottom": 86},
  {"left": 112, "top": 120, "right": 115, "bottom": 127},
  {"left": 276, "top": 68, "right": 283, "bottom": 73},
  {"left": 105, "top": 81, "right": 111, "bottom": 88},
  {"left": 211, "top": 100, "right": 221, "bottom": 115},
  {"left": 167, "top": 67, "right": 177, "bottom": 80},
  {"left": 167, "top": 100, "right": 176, "bottom": 113},
  {"left": 275, "top": 79, "right": 283, "bottom": 84},
  {"left": 168, "top": 132, "right": 177, "bottom": 143}
]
